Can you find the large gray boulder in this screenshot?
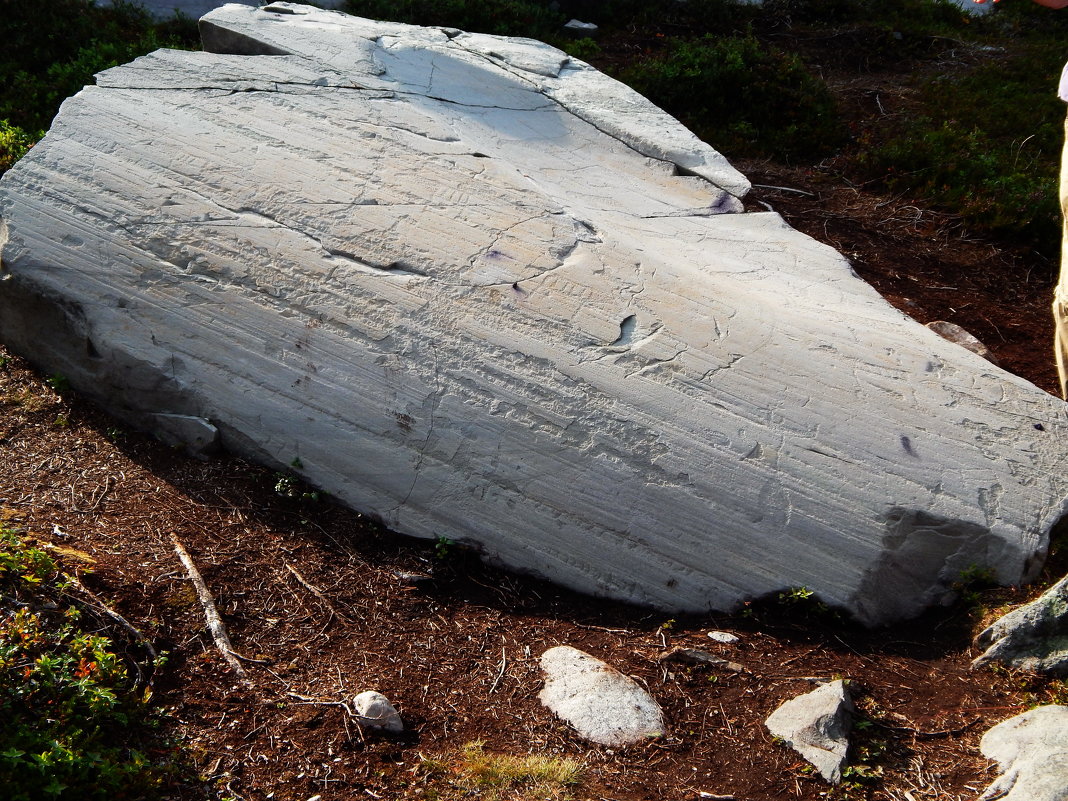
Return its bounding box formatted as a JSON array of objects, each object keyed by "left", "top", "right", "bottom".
[
  {"left": 98, "top": 0, "right": 347, "bottom": 22},
  {"left": 1, "top": 3, "right": 1067, "bottom": 624}
]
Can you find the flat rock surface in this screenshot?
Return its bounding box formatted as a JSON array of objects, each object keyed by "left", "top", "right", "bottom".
[
  {"left": 1, "top": 2, "right": 1067, "bottom": 624},
  {"left": 980, "top": 705, "right": 1068, "bottom": 801},
  {"left": 99, "top": 0, "right": 346, "bottom": 22},
  {"left": 538, "top": 646, "right": 665, "bottom": 746}
]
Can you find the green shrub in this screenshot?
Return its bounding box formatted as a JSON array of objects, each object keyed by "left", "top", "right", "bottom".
[
  {"left": 342, "top": 0, "right": 565, "bottom": 39},
  {"left": 0, "top": 121, "right": 40, "bottom": 174},
  {"left": 620, "top": 34, "right": 845, "bottom": 160},
  {"left": 561, "top": 37, "right": 601, "bottom": 62},
  {"left": 0, "top": 1, "right": 198, "bottom": 133},
  {"left": 560, "top": 0, "right": 762, "bottom": 35},
  {"left": 0, "top": 528, "right": 183, "bottom": 800},
  {"left": 764, "top": 0, "right": 967, "bottom": 29},
  {"left": 859, "top": 41, "right": 1065, "bottom": 254}
]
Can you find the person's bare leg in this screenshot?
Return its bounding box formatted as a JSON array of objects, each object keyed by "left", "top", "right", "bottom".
[{"left": 1055, "top": 114, "right": 1068, "bottom": 398}]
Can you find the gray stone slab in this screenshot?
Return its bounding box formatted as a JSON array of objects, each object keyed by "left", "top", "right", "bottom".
[
  {"left": 98, "top": 0, "right": 345, "bottom": 22},
  {"left": 765, "top": 680, "right": 853, "bottom": 784},
  {"left": 1, "top": 3, "right": 1067, "bottom": 624},
  {"left": 973, "top": 574, "right": 1068, "bottom": 675}
]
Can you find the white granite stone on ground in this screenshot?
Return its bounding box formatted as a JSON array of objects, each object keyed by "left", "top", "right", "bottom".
[
  {"left": 539, "top": 646, "right": 665, "bottom": 746},
  {"left": 352, "top": 690, "right": 404, "bottom": 733}
]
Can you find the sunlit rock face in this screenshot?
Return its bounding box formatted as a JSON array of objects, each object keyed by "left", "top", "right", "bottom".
[
  {"left": 98, "top": 0, "right": 346, "bottom": 22},
  {"left": 2, "top": 2, "right": 1066, "bottom": 625}
]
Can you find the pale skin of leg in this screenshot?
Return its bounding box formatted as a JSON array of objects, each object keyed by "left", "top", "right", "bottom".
[
  {"left": 1027, "top": 0, "right": 1068, "bottom": 395},
  {"left": 976, "top": 0, "right": 1068, "bottom": 394},
  {"left": 1057, "top": 116, "right": 1068, "bottom": 397}
]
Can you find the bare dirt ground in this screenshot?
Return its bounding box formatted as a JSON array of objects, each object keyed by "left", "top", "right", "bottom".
[{"left": 2, "top": 26, "right": 1067, "bottom": 801}]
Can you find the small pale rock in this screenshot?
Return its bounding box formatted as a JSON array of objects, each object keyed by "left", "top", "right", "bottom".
[
  {"left": 707, "top": 631, "right": 740, "bottom": 644},
  {"left": 151, "top": 413, "right": 220, "bottom": 458},
  {"left": 925, "top": 321, "right": 998, "bottom": 365},
  {"left": 352, "top": 691, "right": 403, "bottom": 734},
  {"left": 973, "top": 574, "right": 1068, "bottom": 676},
  {"left": 980, "top": 705, "right": 1068, "bottom": 801},
  {"left": 539, "top": 646, "right": 665, "bottom": 746},
  {"left": 765, "top": 679, "right": 853, "bottom": 784},
  {"left": 948, "top": 0, "right": 994, "bottom": 14},
  {"left": 658, "top": 647, "right": 744, "bottom": 672},
  {"left": 563, "top": 19, "right": 599, "bottom": 35}
]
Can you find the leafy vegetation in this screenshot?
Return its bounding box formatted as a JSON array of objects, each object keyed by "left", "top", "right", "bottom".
[
  {"left": 950, "top": 563, "right": 1001, "bottom": 617},
  {"left": 342, "top": 0, "right": 565, "bottom": 38},
  {"left": 0, "top": 121, "right": 40, "bottom": 174},
  {"left": 0, "top": 0, "right": 197, "bottom": 171},
  {"left": 0, "top": 527, "right": 185, "bottom": 799},
  {"left": 859, "top": 38, "right": 1066, "bottom": 252},
  {"left": 621, "top": 34, "right": 845, "bottom": 161}
]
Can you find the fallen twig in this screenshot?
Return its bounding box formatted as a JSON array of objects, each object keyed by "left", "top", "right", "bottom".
[
  {"left": 874, "top": 717, "right": 981, "bottom": 739},
  {"left": 488, "top": 648, "right": 507, "bottom": 694},
  {"left": 285, "top": 562, "right": 347, "bottom": 622},
  {"left": 285, "top": 692, "right": 364, "bottom": 741},
  {"left": 752, "top": 183, "right": 816, "bottom": 197},
  {"left": 170, "top": 532, "right": 248, "bottom": 680}
]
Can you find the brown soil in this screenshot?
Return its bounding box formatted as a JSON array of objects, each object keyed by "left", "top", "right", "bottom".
[{"left": 2, "top": 25, "right": 1066, "bottom": 801}]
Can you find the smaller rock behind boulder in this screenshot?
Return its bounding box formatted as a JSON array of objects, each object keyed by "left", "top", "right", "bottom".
[{"left": 972, "top": 574, "right": 1068, "bottom": 676}]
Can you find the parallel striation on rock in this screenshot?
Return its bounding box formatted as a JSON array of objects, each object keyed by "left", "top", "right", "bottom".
[{"left": 1, "top": 2, "right": 1067, "bottom": 624}]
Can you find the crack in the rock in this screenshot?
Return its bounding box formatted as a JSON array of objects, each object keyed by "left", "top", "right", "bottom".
[
  {"left": 629, "top": 346, "right": 689, "bottom": 378},
  {"left": 394, "top": 369, "right": 443, "bottom": 513},
  {"left": 466, "top": 211, "right": 551, "bottom": 271},
  {"left": 443, "top": 37, "right": 744, "bottom": 201}
]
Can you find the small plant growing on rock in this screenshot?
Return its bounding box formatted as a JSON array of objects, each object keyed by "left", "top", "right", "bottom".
[{"left": 434, "top": 535, "right": 455, "bottom": 561}]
